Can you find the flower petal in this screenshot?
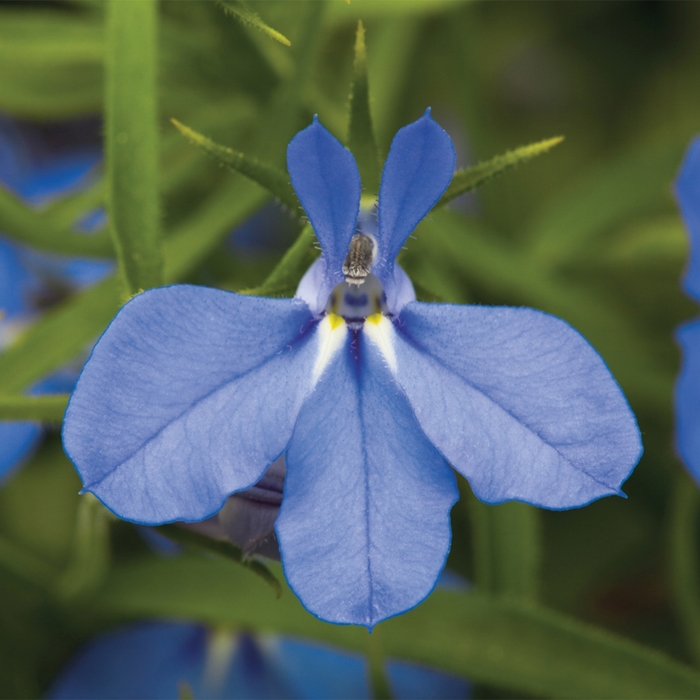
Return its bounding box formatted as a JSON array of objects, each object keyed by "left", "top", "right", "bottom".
[
  {"left": 675, "top": 136, "right": 700, "bottom": 301},
  {"left": 676, "top": 319, "right": 700, "bottom": 482},
  {"left": 277, "top": 326, "right": 458, "bottom": 627},
  {"left": 390, "top": 303, "right": 642, "bottom": 509},
  {"left": 63, "top": 285, "right": 317, "bottom": 523},
  {"left": 375, "top": 110, "right": 455, "bottom": 307},
  {"left": 287, "top": 117, "right": 361, "bottom": 305}
]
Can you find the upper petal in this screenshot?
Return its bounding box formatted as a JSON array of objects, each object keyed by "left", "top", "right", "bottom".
[
  {"left": 63, "top": 285, "right": 317, "bottom": 523},
  {"left": 374, "top": 110, "right": 455, "bottom": 301},
  {"left": 675, "top": 136, "right": 700, "bottom": 301},
  {"left": 287, "top": 117, "right": 361, "bottom": 303},
  {"left": 676, "top": 319, "right": 700, "bottom": 483},
  {"left": 390, "top": 302, "right": 642, "bottom": 509},
  {"left": 276, "top": 324, "right": 458, "bottom": 628}
]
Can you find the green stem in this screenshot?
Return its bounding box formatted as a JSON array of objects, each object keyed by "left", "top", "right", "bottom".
[
  {"left": 105, "top": 0, "right": 162, "bottom": 297},
  {"left": 0, "top": 394, "right": 69, "bottom": 422}
]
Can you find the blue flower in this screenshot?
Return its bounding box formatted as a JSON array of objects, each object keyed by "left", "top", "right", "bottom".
[
  {"left": 47, "top": 621, "right": 470, "bottom": 700},
  {"left": 63, "top": 111, "right": 642, "bottom": 627},
  {"left": 674, "top": 137, "right": 700, "bottom": 478}
]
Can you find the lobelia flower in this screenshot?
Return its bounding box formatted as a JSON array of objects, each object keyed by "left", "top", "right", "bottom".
[
  {"left": 63, "top": 110, "right": 643, "bottom": 628},
  {"left": 673, "top": 136, "right": 700, "bottom": 478},
  {"left": 47, "top": 621, "right": 470, "bottom": 700}
]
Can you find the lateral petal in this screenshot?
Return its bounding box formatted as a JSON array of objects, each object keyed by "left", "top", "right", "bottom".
[
  {"left": 391, "top": 302, "right": 642, "bottom": 509},
  {"left": 277, "top": 328, "right": 457, "bottom": 627},
  {"left": 63, "top": 285, "right": 317, "bottom": 523}
]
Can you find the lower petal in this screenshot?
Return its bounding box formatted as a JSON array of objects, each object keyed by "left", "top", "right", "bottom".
[{"left": 277, "top": 329, "right": 457, "bottom": 628}]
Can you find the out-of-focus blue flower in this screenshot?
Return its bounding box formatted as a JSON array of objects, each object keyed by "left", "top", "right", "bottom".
[
  {"left": 48, "top": 621, "right": 470, "bottom": 700},
  {"left": 0, "top": 117, "right": 112, "bottom": 481},
  {"left": 674, "top": 137, "right": 700, "bottom": 478},
  {"left": 63, "top": 110, "right": 642, "bottom": 627}
]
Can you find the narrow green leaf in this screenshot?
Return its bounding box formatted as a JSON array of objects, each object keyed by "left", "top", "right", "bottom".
[
  {"left": 106, "top": 0, "right": 163, "bottom": 296},
  {"left": 468, "top": 493, "right": 541, "bottom": 601},
  {"left": 670, "top": 470, "right": 700, "bottom": 666},
  {"left": 155, "top": 524, "right": 281, "bottom": 598},
  {"left": 0, "top": 186, "right": 113, "bottom": 258},
  {"left": 217, "top": 0, "right": 291, "bottom": 47},
  {"left": 435, "top": 137, "right": 564, "bottom": 209},
  {"left": 347, "top": 21, "right": 380, "bottom": 194},
  {"left": 95, "top": 556, "right": 700, "bottom": 698},
  {"left": 0, "top": 395, "right": 69, "bottom": 422},
  {"left": 241, "top": 223, "right": 318, "bottom": 297},
  {"left": 171, "top": 119, "right": 299, "bottom": 212}
]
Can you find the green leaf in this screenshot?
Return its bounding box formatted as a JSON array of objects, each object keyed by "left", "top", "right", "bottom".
[
  {"left": 468, "top": 494, "right": 541, "bottom": 601},
  {"left": 155, "top": 524, "right": 281, "bottom": 598},
  {"left": 0, "top": 10, "right": 102, "bottom": 118},
  {"left": 670, "top": 471, "right": 700, "bottom": 666},
  {"left": 171, "top": 118, "right": 299, "bottom": 212},
  {"left": 217, "top": 0, "right": 291, "bottom": 47},
  {"left": 106, "top": 0, "right": 163, "bottom": 296},
  {"left": 241, "top": 223, "right": 318, "bottom": 297},
  {"left": 435, "top": 136, "right": 564, "bottom": 209},
  {"left": 527, "top": 136, "right": 688, "bottom": 268},
  {"left": 0, "top": 395, "right": 69, "bottom": 422},
  {"left": 0, "top": 186, "right": 113, "bottom": 258},
  {"left": 94, "top": 555, "right": 700, "bottom": 698},
  {"left": 347, "top": 21, "right": 380, "bottom": 195}
]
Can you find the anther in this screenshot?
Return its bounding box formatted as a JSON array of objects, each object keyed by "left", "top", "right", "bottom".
[{"left": 342, "top": 234, "right": 374, "bottom": 285}]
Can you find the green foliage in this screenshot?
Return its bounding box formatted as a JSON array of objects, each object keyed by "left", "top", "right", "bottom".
[
  {"left": 105, "top": 0, "right": 163, "bottom": 296},
  {"left": 0, "top": 186, "right": 112, "bottom": 258},
  {"left": 93, "top": 555, "right": 700, "bottom": 698},
  {"left": 155, "top": 524, "right": 282, "bottom": 597},
  {"left": 0, "top": 395, "right": 68, "bottom": 422},
  {"left": 171, "top": 118, "right": 299, "bottom": 211},
  {"left": 436, "top": 136, "right": 564, "bottom": 209},
  {"left": 347, "top": 21, "right": 381, "bottom": 195},
  {"left": 2, "top": 1, "right": 700, "bottom": 697},
  {"left": 217, "top": 0, "right": 292, "bottom": 47}
]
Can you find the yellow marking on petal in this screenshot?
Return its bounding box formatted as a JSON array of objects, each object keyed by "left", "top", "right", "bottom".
[
  {"left": 328, "top": 313, "right": 344, "bottom": 329},
  {"left": 364, "top": 314, "right": 397, "bottom": 372}
]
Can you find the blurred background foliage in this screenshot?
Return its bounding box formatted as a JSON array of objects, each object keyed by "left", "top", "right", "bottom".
[{"left": 1, "top": 0, "right": 700, "bottom": 697}]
